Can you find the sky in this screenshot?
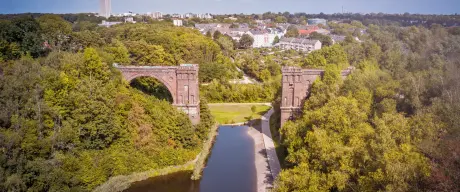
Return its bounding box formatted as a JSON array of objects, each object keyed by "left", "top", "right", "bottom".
[{"left": 0, "top": 0, "right": 459, "bottom": 15}]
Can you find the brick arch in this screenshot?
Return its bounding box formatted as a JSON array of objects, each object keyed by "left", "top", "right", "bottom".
[
  {"left": 125, "top": 73, "right": 177, "bottom": 104},
  {"left": 114, "top": 64, "right": 201, "bottom": 124}
]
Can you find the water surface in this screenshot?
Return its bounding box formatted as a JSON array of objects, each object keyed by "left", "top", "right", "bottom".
[{"left": 125, "top": 126, "right": 257, "bottom": 192}]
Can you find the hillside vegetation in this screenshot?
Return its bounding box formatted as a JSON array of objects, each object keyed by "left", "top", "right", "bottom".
[
  {"left": 0, "top": 15, "right": 216, "bottom": 191},
  {"left": 274, "top": 22, "right": 460, "bottom": 192}
]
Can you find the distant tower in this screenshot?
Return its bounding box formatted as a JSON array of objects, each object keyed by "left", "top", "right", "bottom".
[{"left": 100, "top": 0, "right": 111, "bottom": 18}]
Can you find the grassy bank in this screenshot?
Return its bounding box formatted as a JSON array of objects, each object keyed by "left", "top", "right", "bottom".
[
  {"left": 269, "top": 110, "right": 288, "bottom": 169},
  {"left": 209, "top": 104, "right": 271, "bottom": 124},
  {"left": 191, "top": 124, "right": 219, "bottom": 180},
  {"left": 93, "top": 159, "right": 196, "bottom": 192}
]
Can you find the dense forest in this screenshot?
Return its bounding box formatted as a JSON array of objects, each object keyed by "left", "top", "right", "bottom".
[
  {"left": 273, "top": 21, "right": 460, "bottom": 191},
  {"left": 208, "top": 12, "right": 460, "bottom": 28},
  {"left": 0, "top": 15, "right": 216, "bottom": 191},
  {"left": 1, "top": 12, "right": 460, "bottom": 192}
]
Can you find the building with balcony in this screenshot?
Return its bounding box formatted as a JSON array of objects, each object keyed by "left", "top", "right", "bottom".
[{"left": 275, "top": 38, "right": 322, "bottom": 52}]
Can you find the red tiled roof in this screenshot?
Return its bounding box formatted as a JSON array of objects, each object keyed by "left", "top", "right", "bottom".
[
  {"left": 298, "top": 25, "right": 320, "bottom": 35},
  {"left": 299, "top": 29, "right": 317, "bottom": 35}
]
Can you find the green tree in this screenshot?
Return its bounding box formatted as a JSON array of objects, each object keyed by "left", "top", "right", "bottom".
[
  {"left": 285, "top": 25, "right": 299, "bottom": 38},
  {"left": 303, "top": 52, "right": 327, "bottom": 68},
  {"left": 3, "top": 16, "right": 45, "bottom": 58},
  {"left": 71, "top": 30, "right": 105, "bottom": 50},
  {"left": 275, "top": 16, "right": 288, "bottom": 23},
  {"left": 0, "top": 40, "right": 21, "bottom": 61},
  {"left": 104, "top": 40, "right": 130, "bottom": 64},
  {"left": 259, "top": 69, "right": 271, "bottom": 82},
  {"left": 216, "top": 36, "right": 235, "bottom": 57},
  {"left": 37, "top": 14, "right": 72, "bottom": 51},
  {"left": 239, "top": 34, "right": 254, "bottom": 49},
  {"left": 273, "top": 36, "right": 280, "bottom": 45},
  {"left": 73, "top": 20, "right": 98, "bottom": 32},
  {"left": 309, "top": 32, "right": 333, "bottom": 46},
  {"left": 124, "top": 40, "right": 174, "bottom": 65},
  {"left": 83, "top": 47, "right": 108, "bottom": 81},
  {"left": 206, "top": 31, "right": 212, "bottom": 38},
  {"left": 199, "top": 62, "right": 229, "bottom": 83},
  {"left": 276, "top": 66, "right": 430, "bottom": 192},
  {"left": 213, "top": 30, "right": 222, "bottom": 40}
]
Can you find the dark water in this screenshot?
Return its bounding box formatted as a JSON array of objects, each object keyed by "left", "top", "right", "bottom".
[{"left": 125, "top": 126, "right": 257, "bottom": 192}]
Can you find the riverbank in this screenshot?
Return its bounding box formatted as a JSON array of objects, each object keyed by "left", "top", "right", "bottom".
[
  {"left": 94, "top": 124, "right": 218, "bottom": 192},
  {"left": 191, "top": 124, "right": 219, "bottom": 180},
  {"left": 93, "top": 158, "right": 197, "bottom": 192}
]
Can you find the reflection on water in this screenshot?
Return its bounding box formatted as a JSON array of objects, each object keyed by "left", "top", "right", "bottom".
[
  {"left": 125, "top": 171, "right": 199, "bottom": 192},
  {"left": 125, "top": 126, "right": 257, "bottom": 192}
]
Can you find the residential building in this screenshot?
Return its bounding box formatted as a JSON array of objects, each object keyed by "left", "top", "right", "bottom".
[
  {"left": 227, "top": 17, "right": 238, "bottom": 21},
  {"left": 331, "top": 35, "right": 346, "bottom": 44},
  {"left": 255, "top": 19, "right": 272, "bottom": 24},
  {"left": 316, "top": 28, "right": 331, "bottom": 35},
  {"left": 150, "top": 12, "right": 163, "bottom": 19},
  {"left": 247, "top": 29, "right": 283, "bottom": 48},
  {"left": 122, "top": 12, "right": 136, "bottom": 17},
  {"left": 299, "top": 26, "right": 320, "bottom": 36},
  {"left": 308, "top": 18, "right": 327, "bottom": 26},
  {"left": 198, "top": 13, "right": 213, "bottom": 19},
  {"left": 173, "top": 20, "right": 183, "bottom": 26},
  {"left": 171, "top": 13, "right": 183, "bottom": 19},
  {"left": 223, "top": 28, "right": 251, "bottom": 41},
  {"left": 148, "top": 12, "right": 162, "bottom": 19},
  {"left": 194, "top": 23, "right": 232, "bottom": 35},
  {"left": 275, "top": 38, "right": 322, "bottom": 52},
  {"left": 99, "top": 0, "right": 111, "bottom": 18},
  {"left": 125, "top": 17, "right": 136, "bottom": 23},
  {"left": 184, "top": 13, "right": 194, "bottom": 18},
  {"left": 204, "top": 13, "right": 213, "bottom": 19},
  {"left": 98, "top": 20, "right": 122, "bottom": 27}
]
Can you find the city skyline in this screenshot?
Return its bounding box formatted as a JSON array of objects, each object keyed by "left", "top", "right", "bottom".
[{"left": 0, "top": 0, "right": 459, "bottom": 15}]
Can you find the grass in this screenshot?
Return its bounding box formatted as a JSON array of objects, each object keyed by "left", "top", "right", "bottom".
[
  {"left": 208, "top": 104, "right": 271, "bottom": 124},
  {"left": 269, "top": 110, "right": 288, "bottom": 169},
  {"left": 94, "top": 160, "right": 196, "bottom": 192}
]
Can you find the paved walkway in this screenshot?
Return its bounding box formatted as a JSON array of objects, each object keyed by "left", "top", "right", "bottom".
[
  {"left": 261, "top": 108, "right": 281, "bottom": 181},
  {"left": 247, "top": 108, "right": 281, "bottom": 192},
  {"left": 248, "top": 127, "right": 272, "bottom": 192}
]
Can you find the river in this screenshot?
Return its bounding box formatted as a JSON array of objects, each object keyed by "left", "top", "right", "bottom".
[{"left": 125, "top": 125, "right": 258, "bottom": 192}]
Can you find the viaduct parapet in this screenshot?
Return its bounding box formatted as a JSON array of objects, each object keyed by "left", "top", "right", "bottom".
[
  {"left": 280, "top": 66, "right": 353, "bottom": 127},
  {"left": 114, "top": 64, "right": 200, "bottom": 125}
]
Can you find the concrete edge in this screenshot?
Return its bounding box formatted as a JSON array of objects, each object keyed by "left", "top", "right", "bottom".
[{"left": 261, "top": 108, "right": 281, "bottom": 184}]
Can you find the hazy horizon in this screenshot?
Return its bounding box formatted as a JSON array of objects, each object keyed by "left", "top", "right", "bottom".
[{"left": 0, "top": 0, "right": 459, "bottom": 15}]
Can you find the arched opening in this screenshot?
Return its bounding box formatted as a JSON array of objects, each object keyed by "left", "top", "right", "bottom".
[{"left": 130, "top": 77, "right": 174, "bottom": 103}]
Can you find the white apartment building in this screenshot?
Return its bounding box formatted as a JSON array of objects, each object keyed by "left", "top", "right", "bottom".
[
  {"left": 173, "top": 20, "right": 183, "bottom": 26},
  {"left": 246, "top": 29, "right": 284, "bottom": 48},
  {"left": 148, "top": 12, "right": 162, "bottom": 19},
  {"left": 275, "top": 38, "right": 322, "bottom": 52}
]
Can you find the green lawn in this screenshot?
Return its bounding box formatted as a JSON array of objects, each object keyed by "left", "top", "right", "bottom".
[{"left": 208, "top": 104, "right": 271, "bottom": 124}]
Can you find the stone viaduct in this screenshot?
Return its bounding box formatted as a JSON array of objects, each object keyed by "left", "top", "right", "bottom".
[
  {"left": 114, "top": 64, "right": 200, "bottom": 125},
  {"left": 280, "top": 66, "right": 353, "bottom": 127}
]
